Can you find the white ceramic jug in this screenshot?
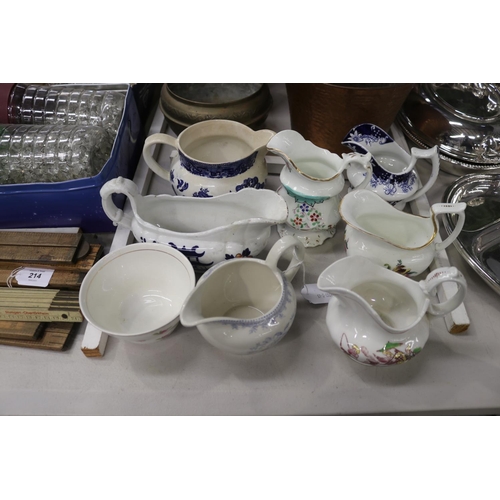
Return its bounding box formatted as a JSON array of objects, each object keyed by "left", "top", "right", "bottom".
[
  {"left": 142, "top": 119, "right": 275, "bottom": 197},
  {"left": 180, "top": 236, "right": 305, "bottom": 354},
  {"left": 340, "top": 189, "right": 467, "bottom": 276},
  {"left": 100, "top": 177, "right": 288, "bottom": 272},
  {"left": 267, "top": 129, "right": 372, "bottom": 247},
  {"left": 317, "top": 255, "right": 467, "bottom": 366}
]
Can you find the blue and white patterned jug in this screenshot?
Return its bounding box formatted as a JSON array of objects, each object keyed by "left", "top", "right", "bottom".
[
  {"left": 342, "top": 123, "right": 440, "bottom": 208},
  {"left": 142, "top": 119, "right": 275, "bottom": 198}
]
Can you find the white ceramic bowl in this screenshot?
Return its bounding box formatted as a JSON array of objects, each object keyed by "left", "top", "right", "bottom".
[{"left": 79, "top": 243, "right": 196, "bottom": 343}]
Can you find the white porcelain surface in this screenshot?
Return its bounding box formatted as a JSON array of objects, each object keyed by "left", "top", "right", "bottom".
[
  {"left": 340, "top": 189, "right": 467, "bottom": 277},
  {"left": 180, "top": 236, "right": 305, "bottom": 355},
  {"left": 142, "top": 119, "right": 275, "bottom": 197},
  {"left": 79, "top": 242, "right": 196, "bottom": 343},
  {"left": 317, "top": 256, "right": 467, "bottom": 366},
  {"left": 100, "top": 177, "right": 287, "bottom": 272},
  {"left": 267, "top": 129, "right": 372, "bottom": 247},
  {"left": 342, "top": 123, "right": 440, "bottom": 207}
]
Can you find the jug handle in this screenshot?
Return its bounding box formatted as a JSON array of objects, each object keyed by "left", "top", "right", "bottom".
[
  {"left": 343, "top": 152, "right": 373, "bottom": 190},
  {"left": 100, "top": 176, "right": 138, "bottom": 229},
  {"left": 265, "top": 235, "right": 306, "bottom": 282},
  {"left": 403, "top": 146, "right": 440, "bottom": 202},
  {"left": 420, "top": 266, "right": 467, "bottom": 316},
  {"left": 142, "top": 133, "right": 179, "bottom": 182},
  {"left": 431, "top": 202, "right": 467, "bottom": 252}
]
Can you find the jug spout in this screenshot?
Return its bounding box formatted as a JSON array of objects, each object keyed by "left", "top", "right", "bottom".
[
  {"left": 341, "top": 152, "right": 373, "bottom": 190},
  {"left": 179, "top": 280, "right": 214, "bottom": 328},
  {"left": 252, "top": 128, "right": 276, "bottom": 150},
  {"left": 267, "top": 129, "right": 347, "bottom": 180},
  {"left": 250, "top": 128, "right": 276, "bottom": 163}
]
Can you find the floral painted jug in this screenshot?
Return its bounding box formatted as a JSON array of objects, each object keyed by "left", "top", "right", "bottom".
[
  {"left": 342, "top": 123, "right": 440, "bottom": 208},
  {"left": 317, "top": 255, "right": 467, "bottom": 366},
  {"left": 340, "top": 189, "right": 466, "bottom": 277},
  {"left": 267, "top": 130, "right": 372, "bottom": 247}
]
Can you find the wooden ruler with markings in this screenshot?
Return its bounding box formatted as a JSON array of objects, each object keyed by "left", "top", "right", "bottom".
[{"left": 0, "top": 288, "right": 82, "bottom": 322}]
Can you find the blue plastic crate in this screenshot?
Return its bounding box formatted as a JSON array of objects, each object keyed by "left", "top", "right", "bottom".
[{"left": 0, "top": 84, "right": 144, "bottom": 233}]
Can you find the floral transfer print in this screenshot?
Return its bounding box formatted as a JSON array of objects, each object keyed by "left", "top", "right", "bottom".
[
  {"left": 225, "top": 248, "right": 252, "bottom": 260},
  {"left": 179, "top": 150, "right": 258, "bottom": 179},
  {"left": 383, "top": 259, "right": 416, "bottom": 277},
  {"left": 168, "top": 242, "right": 213, "bottom": 271},
  {"left": 342, "top": 124, "right": 418, "bottom": 198},
  {"left": 235, "top": 176, "right": 265, "bottom": 191},
  {"left": 192, "top": 187, "right": 212, "bottom": 198},
  {"left": 247, "top": 316, "right": 295, "bottom": 354},
  {"left": 290, "top": 203, "right": 325, "bottom": 230},
  {"left": 344, "top": 123, "right": 392, "bottom": 147},
  {"left": 368, "top": 167, "right": 416, "bottom": 197},
  {"left": 170, "top": 169, "right": 190, "bottom": 193},
  {"left": 339, "top": 333, "right": 422, "bottom": 366}
]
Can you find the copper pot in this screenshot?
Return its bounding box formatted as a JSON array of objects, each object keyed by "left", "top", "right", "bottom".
[{"left": 286, "top": 83, "right": 414, "bottom": 154}]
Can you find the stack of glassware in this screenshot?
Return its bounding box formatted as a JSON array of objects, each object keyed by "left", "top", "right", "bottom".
[{"left": 0, "top": 84, "right": 126, "bottom": 185}]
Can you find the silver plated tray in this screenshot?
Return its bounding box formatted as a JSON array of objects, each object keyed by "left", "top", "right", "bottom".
[{"left": 443, "top": 173, "right": 500, "bottom": 295}]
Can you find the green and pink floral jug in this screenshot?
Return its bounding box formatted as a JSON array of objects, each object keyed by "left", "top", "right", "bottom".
[{"left": 267, "top": 130, "right": 372, "bottom": 247}]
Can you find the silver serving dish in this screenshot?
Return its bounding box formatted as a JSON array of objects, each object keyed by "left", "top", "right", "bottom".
[
  {"left": 398, "top": 84, "right": 500, "bottom": 176},
  {"left": 443, "top": 173, "right": 500, "bottom": 294}
]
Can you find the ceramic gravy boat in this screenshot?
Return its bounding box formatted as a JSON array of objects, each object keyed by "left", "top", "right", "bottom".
[
  {"left": 180, "top": 236, "right": 305, "bottom": 355},
  {"left": 340, "top": 189, "right": 466, "bottom": 277},
  {"left": 142, "top": 119, "right": 275, "bottom": 198},
  {"left": 342, "top": 123, "right": 440, "bottom": 208},
  {"left": 267, "top": 130, "right": 372, "bottom": 247},
  {"left": 100, "top": 177, "right": 287, "bottom": 272},
  {"left": 317, "top": 255, "right": 467, "bottom": 366}
]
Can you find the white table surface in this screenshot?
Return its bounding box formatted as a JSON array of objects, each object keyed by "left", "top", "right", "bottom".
[{"left": 1, "top": 83, "right": 499, "bottom": 416}]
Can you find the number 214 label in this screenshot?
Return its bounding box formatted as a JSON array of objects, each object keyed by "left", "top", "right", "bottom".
[{"left": 16, "top": 267, "right": 55, "bottom": 287}]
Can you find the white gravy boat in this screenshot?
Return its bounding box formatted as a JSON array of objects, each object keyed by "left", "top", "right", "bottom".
[{"left": 100, "top": 177, "right": 287, "bottom": 272}]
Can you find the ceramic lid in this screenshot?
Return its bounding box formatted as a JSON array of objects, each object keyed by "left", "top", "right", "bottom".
[{"left": 398, "top": 83, "right": 500, "bottom": 168}]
